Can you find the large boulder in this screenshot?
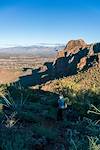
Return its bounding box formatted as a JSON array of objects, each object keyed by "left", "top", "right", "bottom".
[
  {"left": 64, "top": 39, "right": 87, "bottom": 55},
  {"left": 65, "top": 39, "right": 87, "bottom": 50},
  {"left": 57, "top": 39, "right": 87, "bottom": 58}
]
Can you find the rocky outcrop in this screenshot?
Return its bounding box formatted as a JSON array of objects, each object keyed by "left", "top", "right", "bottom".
[
  {"left": 53, "top": 39, "right": 100, "bottom": 77},
  {"left": 64, "top": 39, "right": 87, "bottom": 52}
]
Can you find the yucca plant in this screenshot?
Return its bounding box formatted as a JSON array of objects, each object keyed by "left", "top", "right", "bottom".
[
  {"left": 87, "top": 104, "right": 100, "bottom": 125},
  {"left": 87, "top": 104, "right": 100, "bottom": 115},
  {"left": 4, "top": 111, "right": 19, "bottom": 128},
  {"left": 1, "top": 82, "right": 30, "bottom": 109},
  {"left": 0, "top": 83, "right": 30, "bottom": 128}
]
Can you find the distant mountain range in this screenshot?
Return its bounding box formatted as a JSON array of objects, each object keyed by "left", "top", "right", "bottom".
[{"left": 0, "top": 44, "right": 65, "bottom": 57}]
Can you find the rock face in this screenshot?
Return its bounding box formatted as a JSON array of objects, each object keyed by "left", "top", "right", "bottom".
[
  {"left": 65, "top": 39, "right": 87, "bottom": 51},
  {"left": 57, "top": 39, "right": 88, "bottom": 58},
  {"left": 53, "top": 39, "right": 100, "bottom": 77}
]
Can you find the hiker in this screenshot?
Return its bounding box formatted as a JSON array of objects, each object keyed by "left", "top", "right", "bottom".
[{"left": 57, "top": 94, "right": 67, "bottom": 121}]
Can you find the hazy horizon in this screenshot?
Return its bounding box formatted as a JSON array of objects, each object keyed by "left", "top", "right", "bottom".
[{"left": 0, "top": 42, "right": 65, "bottom": 48}]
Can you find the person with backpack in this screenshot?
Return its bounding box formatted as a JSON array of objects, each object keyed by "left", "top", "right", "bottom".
[{"left": 57, "top": 94, "right": 68, "bottom": 121}]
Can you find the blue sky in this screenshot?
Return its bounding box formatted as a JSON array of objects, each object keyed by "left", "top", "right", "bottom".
[{"left": 0, "top": 0, "right": 100, "bottom": 47}]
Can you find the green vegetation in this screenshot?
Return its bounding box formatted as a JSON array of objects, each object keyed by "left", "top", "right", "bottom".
[
  {"left": 0, "top": 65, "right": 100, "bottom": 150},
  {"left": 88, "top": 137, "right": 100, "bottom": 150}
]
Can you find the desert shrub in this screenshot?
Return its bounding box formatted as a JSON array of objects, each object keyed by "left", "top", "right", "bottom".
[
  {"left": 46, "top": 98, "right": 57, "bottom": 107},
  {"left": 23, "top": 102, "right": 45, "bottom": 111},
  {"left": 0, "top": 79, "right": 100, "bottom": 150},
  {"left": 18, "top": 111, "right": 41, "bottom": 123},
  {"left": 0, "top": 84, "right": 8, "bottom": 95},
  {"left": 32, "top": 125, "right": 59, "bottom": 140},
  {"left": 45, "top": 107, "right": 57, "bottom": 120},
  {"left": 0, "top": 128, "right": 33, "bottom": 150},
  {"left": 64, "top": 128, "right": 89, "bottom": 150}
]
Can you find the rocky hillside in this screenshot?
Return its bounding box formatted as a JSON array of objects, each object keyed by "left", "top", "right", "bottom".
[
  {"left": 0, "top": 64, "right": 100, "bottom": 150},
  {"left": 42, "top": 64, "right": 100, "bottom": 93},
  {"left": 53, "top": 39, "right": 100, "bottom": 77},
  {"left": 0, "top": 40, "right": 100, "bottom": 150}
]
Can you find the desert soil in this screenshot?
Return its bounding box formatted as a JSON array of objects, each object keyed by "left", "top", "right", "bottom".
[{"left": 0, "top": 69, "right": 22, "bottom": 84}]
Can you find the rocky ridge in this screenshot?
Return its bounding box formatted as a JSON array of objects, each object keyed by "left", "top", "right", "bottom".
[{"left": 54, "top": 39, "right": 100, "bottom": 76}]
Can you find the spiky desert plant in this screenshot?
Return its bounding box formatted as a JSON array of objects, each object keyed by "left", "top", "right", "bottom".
[
  {"left": 88, "top": 137, "right": 100, "bottom": 150},
  {"left": 0, "top": 83, "right": 30, "bottom": 127},
  {"left": 1, "top": 82, "right": 29, "bottom": 110},
  {"left": 87, "top": 104, "right": 100, "bottom": 115},
  {"left": 87, "top": 104, "right": 100, "bottom": 125},
  {"left": 4, "top": 111, "right": 19, "bottom": 128}
]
